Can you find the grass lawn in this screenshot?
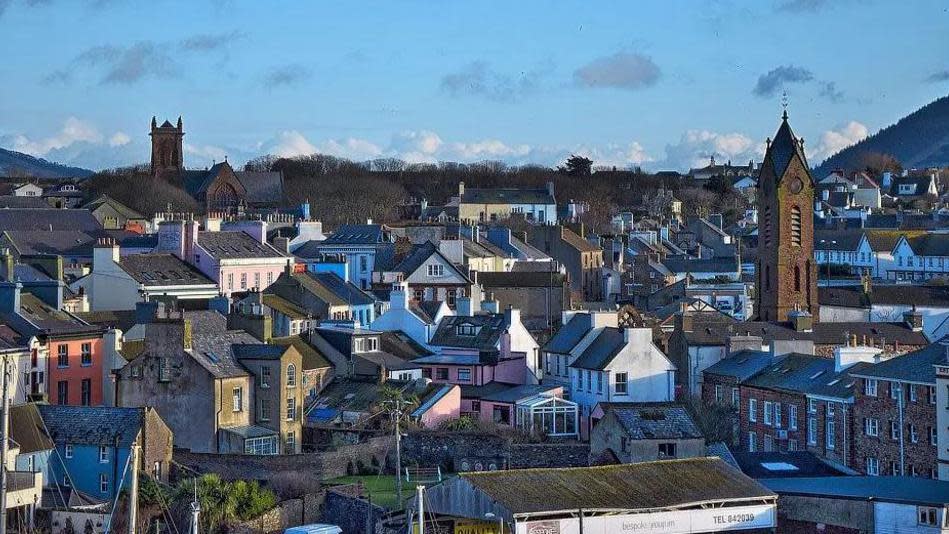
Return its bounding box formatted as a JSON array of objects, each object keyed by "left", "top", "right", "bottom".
[{"left": 323, "top": 474, "right": 451, "bottom": 510}]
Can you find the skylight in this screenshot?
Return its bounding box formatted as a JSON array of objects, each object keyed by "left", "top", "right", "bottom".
[{"left": 761, "top": 462, "right": 799, "bottom": 472}]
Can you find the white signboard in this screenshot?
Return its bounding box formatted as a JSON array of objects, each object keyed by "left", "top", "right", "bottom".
[{"left": 515, "top": 504, "right": 775, "bottom": 534}]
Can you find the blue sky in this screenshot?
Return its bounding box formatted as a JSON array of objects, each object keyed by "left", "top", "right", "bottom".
[{"left": 1, "top": 0, "right": 947, "bottom": 172}]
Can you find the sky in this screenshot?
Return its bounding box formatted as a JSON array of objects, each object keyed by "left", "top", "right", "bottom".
[{"left": 1, "top": 0, "right": 947, "bottom": 172}]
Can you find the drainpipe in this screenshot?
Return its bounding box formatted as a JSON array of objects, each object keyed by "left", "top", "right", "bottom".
[
  {"left": 215, "top": 379, "right": 223, "bottom": 453},
  {"left": 898, "top": 382, "right": 905, "bottom": 475}
]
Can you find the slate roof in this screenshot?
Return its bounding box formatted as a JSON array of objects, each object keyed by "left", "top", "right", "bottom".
[
  {"left": 743, "top": 353, "right": 866, "bottom": 400},
  {"left": 308, "top": 271, "right": 375, "bottom": 306},
  {"left": 904, "top": 233, "right": 949, "bottom": 257},
  {"left": 197, "top": 231, "right": 286, "bottom": 259},
  {"left": 119, "top": 253, "right": 215, "bottom": 286},
  {"left": 662, "top": 256, "right": 739, "bottom": 274},
  {"left": 234, "top": 171, "right": 284, "bottom": 204},
  {"left": 731, "top": 451, "right": 849, "bottom": 479},
  {"left": 380, "top": 331, "right": 432, "bottom": 360},
  {"left": 761, "top": 476, "right": 949, "bottom": 507},
  {"left": 571, "top": 327, "right": 626, "bottom": 371},
  {"left": 767, "top": 116, "right": 809, "bottom": 180},
  {"left": 695, "top": 320, "right": 928, "bottom": 347},
  {"left": 820, "top": 285, "right": 949, "bottom": 308},
  {"left": 814, "top": 229, "right": 864, "bottom": 250},
  {"left": 37, "top": 405, "right": 144, "bottom": 447},
  {"left": 189, "top": 328, "right": 260, "bottom": 378},
  {"left": 313, "top": 377, "right": 412, "bottom": 417},
  {"left": 703, "top": 350, "right": 774, "bottom": 381},
  {"left": 82, "top": 195, "right": 144, "bottom": 219},
  {"left": 262, "top": 293, "right": 308, "bottom": 319},
  {"left": 459, "top": 187, "right": 554, "bottom": 205},
  {"left": 10, "top": 293, "right": 102, "bottom": 337},
  {"left": 73, "top": 310, "right": 138, "bottom": 332},
  {"left": 9, "top": 404, "right": 54, "bottom": 453},
  {"left": 863, "top": 214, "right": 900, "bottom": 229},
  {"left": 0, "top": 196, "right": 51, "bottom": 208},
  {"left": 457, "top": 458, "right": 774, "bottom": 514},
  {"left": 542, "top": 315, "right": 592, "bottom": 354},
  {"left": 606, "top": 403, "right": 703, "bottom": 440},
  {"left": 559, "top": 227, "right": 600, "bottom": 253},
  {"left": 848, "top": 338, "right": 947, "bottom": 384},
  {"left": 271, "top": 335, "right": 332, "bottom": 370},
  {"left": 292, "top": 240, "right": 328, "bottom": 259},
  {"left": 323, "top": 224, "right": 389, "bottom": 245},
  {"left": 459, "top": 382, "right": 559, "bottom": 403},
  {"left": 232, "top": 343, "right": 287, "bottom": 360},
  {"left": 1, "top": 230, "right": 96, "bottom": 257},
  {"left": 429, "top": 314, "right": 505, "bottom": 350},
  {"left": 0, "top": 209, "right": 100, "bottom": 232}
]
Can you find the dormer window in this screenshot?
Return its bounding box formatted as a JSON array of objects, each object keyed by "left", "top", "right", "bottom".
[
  {"left": 428, "top": 264, "right": 445, "bottom": 277},
  {"left": 457, "top": 324, "right": 478, "bottom": 336},
  {"left": 353, "top": 337, "right": 379, "bottom": 353},
  {"left": 898, "top": 183, "right": 916, "bottom": 195}
]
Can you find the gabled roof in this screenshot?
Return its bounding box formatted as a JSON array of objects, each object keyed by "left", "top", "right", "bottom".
[
  {"left": 571, "top": 327, "right": 626, "bottom": 371},
  {"left": 542, "top": 314, "right": 593, "bottom": 354},
  {"left": 9, "top": 404, "right": 54, "bottom": 453},
  {"left": 82, "top": 195, "right": 144, "bottom": 220},
  {"left": 197, "top": 231, "right": 286, "bottom": 259},
  {"left": 703, "top": 350, "right": 773, "bottom": 381},
  {"left": 188, "top": 327, "right": 260, "bottom": 378},
  {"left": 38, "top": 405, "right": 145, "bottom": 447},
  {"left": 391, "top": 241, "right": 470, "bottom": 282},
  {"left": 605, "top": 403, "right": 703, "bottom": 440},
  {"left": 459, "top": 187, "right": 555, "bottom": 206},
  {"left": 429, "top": 314, "right": 505, "bottom": 351},
  {"left": 322, "top": 224, "right": 389, "bottom": 245},
  {"left": 902, "top": 233, "right": 949, "bottom": 257},
  {"left": 271, "top": 335, "right": 333, "bottom": 370},
  {"left": 0, "top": 196, "right": 51, "bottom": 209},
  {"left": 308, "top": 271, "right": 375, "bottom": 306},
  {"left": 118, "top": 253, "right": 215, "bottom": 286},
  {"left": 0, "top": 209, "right": 100, "bottom": 232},
  {"left": 8, "top": 293, "right": 102, "bottom": 338},
  {"left": 762, "top": 476, "right": 949, "bottom": 507}
]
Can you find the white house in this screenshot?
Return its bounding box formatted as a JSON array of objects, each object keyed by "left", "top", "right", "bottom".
[
  {"left": 889, "top": 234, "right": 949, "bottom": 282},
  {"left": 12, "top": 183, "right": 43, "bottom": 197},
  {"left": 370, "top": 281, "right": 453, "bottom": 350},
  {"left": 540, "top": 310, "right": 618, "bottom": 393}
]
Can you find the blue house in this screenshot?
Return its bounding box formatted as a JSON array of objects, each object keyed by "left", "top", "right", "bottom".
[
  {"left": 37, "top": 405, "right": 173, "bottom": 500},
  {"left": 298, "top": 224, "right": 395, "bottom": 290}
]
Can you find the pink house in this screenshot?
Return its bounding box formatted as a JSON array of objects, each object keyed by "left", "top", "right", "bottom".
[
  {"left": 411, "top": 384, "right": 461, "bottom": 428},
  {"left": 460, "top": 383, "right": 568, "bottom": 430},
  {"left": 154, "top": 217, "right": 289, "bottom": 298}
]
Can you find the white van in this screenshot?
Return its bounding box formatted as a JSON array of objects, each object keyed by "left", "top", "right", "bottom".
[{"left": 283, "top": 525, "right": 342, "bottom": 534}]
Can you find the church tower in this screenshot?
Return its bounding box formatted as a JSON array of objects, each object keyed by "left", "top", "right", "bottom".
[
  {"left": 756, "top": 110, "right": 819, "bottom": 322},
  {"left": 150, "top": 116, "right": 184, "bottom": 177}
]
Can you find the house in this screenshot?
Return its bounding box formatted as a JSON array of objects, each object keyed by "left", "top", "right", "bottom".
[
  {"left": 82, "top": 195, "right": 146, "bottom": 231},
  {"left": 541, "top": 310, "right": 618, "bottom": 394},
  {"left": 9, "top": 403, "right": 55, "bottom": 480},
  {"left": 410, "top": 383, "right": 461, "bottom": 429},
  {"left": 820, "top": 285, "right": 949, "bottom": 340},
  {"left": 115, "top": 311, "right": 305, "bottom": 454},
  {"left": 270, "top": 335, "right": 333, "bottom": 406},
  {"left": 74, "top": 239, "right": 218, "bottom": 311},
  {"left": 426, "top": 304, "right": 540, "bottom": 384},
  {"left": 889, "top": 233, "right": 949, "bottom": 283},
  {"left": 456, "top": 181, "right": 556, "bottom": 224},
  {"left": 0, "top": 282, "right": 107, "bottom": 406},
  {"left": 0, "top": 209, "right": 101, "bottom": 233},
  {"left": 417, "top": 458, "right": 776, "bottom": 533},
  {"left": 305, "top": 224, "right": 395, "bottom": 290},
  {"left": 459, "top": 382, "right": 576, "bottom": 435},
  {"left": 701, "top": 347, "right": 773, "bottom": 446},
  {"left": 526, "top": 225, "right": 603, "bottom": 301},
  {"left": 848, "top": 340, "right": 941, "bottom": 478},
  {"left": 936, "top": 359, "right": 949, "bottom": 480},
  {"left": 688, "top": 156, "right": 756, "bottom": 181},
  {"left": 476, "top": 271, "right": 570, "bottom": 328},
  {"left": 263, "top": 266, "right": 376, "bottom": 328},
  {"left": 370, "top": 281, "right": 452, "bottom": 350},
  {"left": 590, "top": 403, "right": 705, "bottom": 463},
  {"left": 377, "top": 241, "right": 472, "bottom": 309},
  {"left": 889, "top": 174, "right": 938, "bottom": 200},
  {"left": 42, "top": 183, "right": 83, "bottom": 209},
  {"left": 37, "top": 404, "right": 172, "bottom": 500},
  {"left": 12, "top": 183, "right": 43, "bottom": 198},
  {"left": 309, "top": 323, "right": 422, "bottom": 382},
  {"left": 152, "top": 218, "right": 289, "bottom": 298},
  {"left": 484, "top": 227, "right": 552, "bottom": 263}
]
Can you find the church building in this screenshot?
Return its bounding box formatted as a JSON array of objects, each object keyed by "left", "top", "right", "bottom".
[
  {"left": 150, "top": 116, "right": 285, "bottom": 213},
  {"left": 756, "top": 110, "right": 819, "bottom": 322}
]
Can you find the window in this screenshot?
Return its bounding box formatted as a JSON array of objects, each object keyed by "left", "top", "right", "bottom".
[
  {"left": 471, "top": 401, "right": 481, "bottom": 412},
  {"left": 99, "top": 473, "right": 108, "bottom": 494},
  {"left": 866, "top": 457, "right": 879, "bottom": 476},
  {"left": 890, "top": 382, "right": 901, "bottom": 400},
  {"left": 764, "top": 434, "right": 774, "bottom": 452},
  {"left": 64, "top": 444, "right": 73, "bottom": 459},
  {"left": 258, "top": 398, "right": 271, "bottom": 421},
  {"left": 285, "top": 431, "right": 296, "bottom": 454},
  {"left": 57, "top": 381, "right": 68, "bottom": 405},
  {"left": 908, "top": 385, "right": 917, "bottom": 403},
  {"left": 763, "top": 401, "right": 773, "bottom": 426},
  {"left": 158, "top": 357, "right": 171, "bottom": 382},
  {"left": 427, "top": 264, "right": 445, "bottom": 277},
  {"left": 456, "top": 324, "right": 476, "bottom": 336},
  {"left": 808, "top": 418, "right": 817, "bottom": 445},
  {"left": 731, "top": 387, "right": 740, "bottom": 407},
  {"left": 620, "top": 436, "right": 628, "bottom": 453},
  {"left": 286, "top": 398, "right": 296, "bottom": 420},
  {"left": 81, "top": 379, "right": 91, "bottom": 406},
  {"left": 57, "top": 345, "right": 68, "bottom": 367},
  {"left": 154, "top": 461, "right": 162, "bottom": 480},
  {"left": 865, "top": 378, "right": 877, "bottom": 396},
  {"left": 918, "top": 506, "right": 938, "bottom": 527},
  {"left": 457, "top": 368, "right": 471, "bottom": 382},
  {"left": 436, "top": 368, "right": 449, "bottom": 380},
  {"left": 260, "top": 366, "right": 271, "bottom": 388},
  {"left": 715, "top": 384, "right": 724, "bottom": 403},
  {"left": 789, "top": 405, "right": 798, "bottom": 430},
  {"left": 826, "top": 420, "right": 836, "bottom": 450},
  {"left": 240, "top": 273, "right": 247, "bottom": 289},
  {"left": 909, "top": 423, "right": 918, "bottom": 443},
  {"left": 827, "top": 402, "right": 835, "bottom": 418},
  {"left": 99, "top": 446, "right": 108, "bottom": 463},
  {"left": 267, "top": 272, "right": 274, "bottom": 286},
  {"left": 232, "top": 387, "right": 243, "bottom": 412},
  {"left": 81, "top": 343, "right": 92, "bottom": 366},
  {"left": 788, "top": 439, "right": 798, "bottom": 451},
  {"left": 254, "top": 272, "right": 260, "bottom": 289},
  {"left": 748, "top": 432, "right": 757, "bottom": 452},
  {"left": 930, "top": 386, "right": 937, "bottom": 405},
  {"left": 578, "top": 370, "right": 585, "bottom": 391},
  {"left": 615, "top": 373, "right": 628, "bottom": 395},
  {"left": 596, "top": 372, "right": 603, "bottom": 394},
  {"left": 790, "top": 206, "right": 802, "bottom": 247},
  {"left": 287, "top": 364, "right": 297, "bottom": 387},
  {"left": 359, "top": 256, "right": 368, "bottom": 273},
  {"left": 864, "top": 417, "right": 879, "bottom": 436},
  {"left": 492, "top": 405, "right": 511, "bottom": 425},
  {"left": 658, "top": 443, "right": 677, "bottom": 458},
  {"left": 774, "top": 402, "right": 782, "bottom": 428},
  {"left": 931, "top": 426, "right": 938, "bottom": 446},
  {"left": 891, "top": 461, "right": 900, "bottom": 476},
  {"left": 808, "top": 398, "right": 818, "bottom": 413},
  {"left": 891, "top": 421, "right": 900, "bottom": 440},
  {"left": 586, "top": 370, "right": 592, "bottom": 392},
  {"left": 748, "top": 398, "right": 757, "bottom": 422},
  {"left": 227, "top": 273, "right": 234, "bottom": 290},
  {"left": 244, "top": 436, "right": 278, "bottom": 455}
]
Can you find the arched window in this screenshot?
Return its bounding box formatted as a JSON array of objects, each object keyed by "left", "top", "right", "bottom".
[
  {"left": 287, "top": 364, "right": 297, "bottom": 388},
  {"left": 794, "top": 265, "right": 801, "bottom": 292},
  {"left": 790, "top": 206, "right": 802, "bottom": 247}
]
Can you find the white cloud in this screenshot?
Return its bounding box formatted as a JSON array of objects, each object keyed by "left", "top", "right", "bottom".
[
  {"left": 316, "top": 138, "right": 383, "bottom": 160},
  {"left": 808, "top": 121, "right": 868, "bottom": 162},
  {"left": 13, "top": 117, "right": 102, "bottom": 156},
  {"left": 184, "top": 142, "right": 228, "bottom": 163},
  {"left": 109, "top": 131, "right": 131, "bottom": 147},
  {"left": 659, "top": 129, "right": 761, "bottom": 171},
  {"left": 258, "top": 130, "right": 318, "bottom": 158}
]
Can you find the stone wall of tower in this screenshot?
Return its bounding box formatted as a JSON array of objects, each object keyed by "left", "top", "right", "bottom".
[
  {"left": 756, "top": 129, "right": 819, "bottom": 323},
  {"left": 150, "top": 117, "right": 184, "bottom": 177}
]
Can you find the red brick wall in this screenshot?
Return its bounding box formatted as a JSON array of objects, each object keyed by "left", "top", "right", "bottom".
[
  {"left": 851, "top": 378, "right": 937, "bottom": 477},
  {"left": 740, "top": 386, "right": 808, "bottom": 453}
]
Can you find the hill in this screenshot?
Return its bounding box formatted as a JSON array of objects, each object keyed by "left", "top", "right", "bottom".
[
  {"left": 815, "top": 94, "right": 949, "bottom": 175},
  {"left": 0, "top": 147, "right": 93, "bottom": 178}
]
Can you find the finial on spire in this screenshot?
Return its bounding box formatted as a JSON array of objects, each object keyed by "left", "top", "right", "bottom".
[{"left": 781, "top": 91, "right": 789, "bottom": 121}]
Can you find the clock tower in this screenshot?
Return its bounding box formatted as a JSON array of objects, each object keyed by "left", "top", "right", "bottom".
[{"left": 756, "top": 110, "right": 819, "bottom": 322}]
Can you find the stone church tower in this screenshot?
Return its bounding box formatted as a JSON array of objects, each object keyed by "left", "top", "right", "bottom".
[
  {"left": 756, "top": 111, "right": 819, "bottom": 322},
  {"left": 150, "top": 116, "right": 184, "bottom": 177}
]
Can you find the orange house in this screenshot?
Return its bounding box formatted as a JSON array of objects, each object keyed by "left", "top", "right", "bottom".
[{"left": 47, "top": 335, "right": 106, "bottom": 406}]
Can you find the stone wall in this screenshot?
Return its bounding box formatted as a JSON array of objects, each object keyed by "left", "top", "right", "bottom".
[
  {"left": 402, "top": 432, "right": 590, "bottom": 471},
  {"left": 322, "top": 488, "right": 390, "bottom": 534},
  {"left": 231, "top": 493, "right": 325, "bottom": 534}
]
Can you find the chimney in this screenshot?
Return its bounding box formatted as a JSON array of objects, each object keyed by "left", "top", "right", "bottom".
[
  {"left": 676, "top": 308, "right": 694, "bottom": 333},
  {"left": 93, "top": 238, "right": 120, "bottom": 270},
  {"left": 273, "top": 236, "right": 290, "bottom": 254},
  {"left": 789, "top": 309, "right": 813, "bottom": 332},
  {"left": 0, "top": 282, "right": 21, "bottom": 314},
  {"left": 391, "top": 281, "right": 409, "bottom": 310},
  {"left": 203, "top": 214, "right": 222, "bottom": 232},
  {"left": 482, "top": 297, "right": 501, "bottom": 315},
  {"left": 546, "top": 181, "right": 555, "bottom": 197},
  {"left": 504, "top": 306, "right": 521, "bottom": 328},
  {"left": 456, "top": 296, "right": 473, "bottom": 317},
  {"left": 458, "top": 181, "right": 465, "bottom": 196},
  {"left": 135, "top": 301, "right": 162, "bottom": 325},
  {"left": 1, "top": 249, "right": 13, "bottom": 282},
  {"left": 903, "top": 306, "right": 923, "bottom": 332},
  {"left": 726, "top": 335, "right": 764, "bottom": 355}
]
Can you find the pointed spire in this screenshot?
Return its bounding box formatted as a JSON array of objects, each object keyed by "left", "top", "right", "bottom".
[
  {"left": 151, "top": 116, "right": 157, "bottom": 129},
  {"left": 782, "top": 109, "right": 788, "bottom": 121},
  {"left": 177, "top": 116, "right": 183, "bottom": 130}
]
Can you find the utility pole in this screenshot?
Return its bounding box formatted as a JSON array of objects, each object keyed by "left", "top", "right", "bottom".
[
  {"left": 190, "top": 478, "right": 201, "bottom": 534},
  {"left": 416, "top": 485, "right": 424, "bottom": 534},
  {"left": 383, "top": 398, "right": 406, "bottom": 505},
  {"left": 128, "top": 443, "right": 139, "bottom": 534},
  {"left": 0, "top": 353, "right": 9, "bottom": 534}
]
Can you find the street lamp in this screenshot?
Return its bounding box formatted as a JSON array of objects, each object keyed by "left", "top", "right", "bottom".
[{"left": 818, "top": 239, "right": 837, "bottom": 281}]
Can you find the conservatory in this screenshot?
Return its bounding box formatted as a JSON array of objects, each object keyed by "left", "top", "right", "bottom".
[{"left": 515, "top": 395, "right": 579, "bottom": 438}]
